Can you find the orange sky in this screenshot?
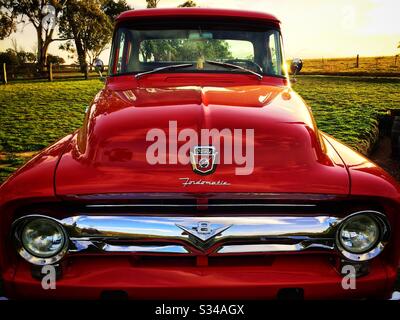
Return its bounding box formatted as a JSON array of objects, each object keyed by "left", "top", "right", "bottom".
[{"left": 0, "top": 0, "right": 399, "bottom": 62}]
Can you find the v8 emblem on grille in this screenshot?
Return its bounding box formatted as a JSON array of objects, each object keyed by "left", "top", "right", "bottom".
[{"left": 176, "top": 221, "right": 232, "bottom": 242}]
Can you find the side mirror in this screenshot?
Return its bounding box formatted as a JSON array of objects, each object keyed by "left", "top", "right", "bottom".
[{"left": 290, "top": 58, "right": 303, "bottom": 76}]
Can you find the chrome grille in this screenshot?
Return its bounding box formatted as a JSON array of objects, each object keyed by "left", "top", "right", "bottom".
[{"left": 61, "top": 215, "right": 339, "bottom": 255}]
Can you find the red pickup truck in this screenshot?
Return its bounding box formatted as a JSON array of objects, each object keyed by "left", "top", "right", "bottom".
[{"left": 0, "top": 8, "right": 399, "bottom": 299}]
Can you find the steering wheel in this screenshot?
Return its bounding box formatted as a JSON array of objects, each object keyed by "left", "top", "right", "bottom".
[{"left": 225, "top": 59, "right": 263, "bottom": 73}]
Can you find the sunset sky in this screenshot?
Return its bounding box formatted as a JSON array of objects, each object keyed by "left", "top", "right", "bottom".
[{"left": 0, "top": 0, "right": 399, "bottom": 62}]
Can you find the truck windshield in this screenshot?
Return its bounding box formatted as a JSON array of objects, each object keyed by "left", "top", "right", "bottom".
[{"left": 109, "top": 22, "right": 285, "bottom": 78}]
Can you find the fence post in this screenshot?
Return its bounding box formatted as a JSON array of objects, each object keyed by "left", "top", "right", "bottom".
[
  {"left": 2, "top": 63, "right": 7, "bottom": 84},
  {"left": 84, "top": 64, "right": 89, "bottom": 80},
  {"left": 48, "top": 63, "right": 53, "bottom": 82},
  {"left": 356, "top": 54, "right": 359, "bottom": 68}
]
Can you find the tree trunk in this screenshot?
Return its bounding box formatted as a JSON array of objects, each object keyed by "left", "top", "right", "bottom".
[
  {"left": 36, "top": 25, "right": 45, "bottom": 73},
  {"left": 75, "top": 40, "right": 87, "bottom": 74},
  {"left": 84, "top": 63, "right": 89, "bottom": 80},
  {"left": 41, "top": 42, "right": 51, "bottom": 73},
  {"left": 69, "top": 16, "right": 87, "bottom": 74},
  {"left": 35, "top": 25, "right": 53, "bottom": 74}
]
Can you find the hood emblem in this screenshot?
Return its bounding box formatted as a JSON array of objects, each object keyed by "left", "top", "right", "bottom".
[
  {"left": 190, "top": 146, "right": 218, "bottom": 175},
  {"left": 176, "top": 221, "right": 232, "bottom": 242}
]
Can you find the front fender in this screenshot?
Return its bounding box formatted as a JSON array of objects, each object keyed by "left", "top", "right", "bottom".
[{"left": 0, "top": 134, "right": 73, "bottom": 272}]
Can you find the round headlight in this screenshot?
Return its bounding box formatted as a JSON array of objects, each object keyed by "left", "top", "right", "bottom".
[
  {"left": 338, "top": 214, "right": 380, "bottom": 253},
  {"left": 21, "top": 218, "right": 66, "bottom": 258}
]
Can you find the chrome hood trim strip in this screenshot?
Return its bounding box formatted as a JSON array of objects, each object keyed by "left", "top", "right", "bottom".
[{"left": 86, "top": 203, "right": 317, "bottom": 208}]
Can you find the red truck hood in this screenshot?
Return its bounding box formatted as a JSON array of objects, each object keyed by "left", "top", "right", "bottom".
[{"left": 55, "top": 84, "right": 349, "bottom": 196}]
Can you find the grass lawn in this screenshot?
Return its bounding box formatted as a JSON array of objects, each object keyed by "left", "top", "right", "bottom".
[
  {"left": 295, "top": 76, "right": 400, "bottom": 154},
  {"left": 0, "top": 79, "right": 104, "bottom": 182},
  {"left": 0, "top": 76, "right": 400, "bottom": 183}
]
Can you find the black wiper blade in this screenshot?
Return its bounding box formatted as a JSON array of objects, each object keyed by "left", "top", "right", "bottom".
[
  {"left": 205, "top": 60, "right": 263, "bottom": 80},
  {"left": 135, "top": 63, "right": 193, "bottom": 79}
]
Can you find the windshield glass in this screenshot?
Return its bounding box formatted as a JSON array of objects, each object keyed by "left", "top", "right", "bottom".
[{"left": 109, "top": 21, "right": 285, "bottom": 77}]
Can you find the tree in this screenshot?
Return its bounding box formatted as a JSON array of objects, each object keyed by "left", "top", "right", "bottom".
[
  {"left": 146, "top": 0, "right": 160, "bottom": 8},
  {"left": 102, "top": 0, "right": 130, "bottom": 19},
  {"left": 16, "top": 51, "right": 36, "bottom": 64},
  {"left": 2, "top": 39, "right": 36, "bottom": 65},
  {"left": 0, "top": 49, "right": 18, "bottom": 65},
  {"left": 147, "top": 0, "right": 196, "bottom": 8},
  {"left": 0, "top": 48, "right": 36, "bottom": 66},
  {"left": 0, "top": 8, "right": 16, "bottom": 39},
  {"left": 47, "top": 54, "right": 64, "bottom": 65},
  {"left": 90, "top": 0, "right": 130, "bottom": 66},
  {"left": 59, "top": 0, "right": 112, "bottom": 74},
  {"left": 142, "top": 0, "right": 200, "bottom": 62},
  {"left": 141, "top": 1, "right": 233, "bottom": 63},
  {"left": 59, "top": 0, "right": 129, "bottom": 75},
  {"left": 0, "top": 0, "right": 68, "bottom": 72},
  {"left": 141, "top": 39, "right": 232, "bottom": 62},
  {"left": 178, "top": 0, "right": 196, "bottom": 7}
]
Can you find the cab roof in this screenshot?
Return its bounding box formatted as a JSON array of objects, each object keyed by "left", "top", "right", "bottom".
[{"left": 117, "top": 8, "right": 280, "bottom": 24}]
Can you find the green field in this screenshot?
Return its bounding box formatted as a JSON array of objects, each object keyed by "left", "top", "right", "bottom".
[
  {"left": 1, "top": 76, "right": 400, "bottom": 183},
  {"left": 0, "top": 79, "right": 104, "bottom": 182},
  {"left": 295, "top": 76, "right": 400, "bottom": 153}
]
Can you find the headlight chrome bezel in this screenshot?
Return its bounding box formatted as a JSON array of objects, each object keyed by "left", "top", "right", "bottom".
[
  {"left": 336, "top": 211, "right": 390, "bottom": 262},
  {"left": 13, "top": 215, "right": 69, "bottom": 266}
]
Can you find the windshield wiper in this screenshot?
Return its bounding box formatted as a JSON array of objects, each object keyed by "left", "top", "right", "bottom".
[
  {"left": 135, "top": 63, "right": 193, "bottom": 79},
  {"left": 205, "top": 60, "right": 263, "bottom": 80}
]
